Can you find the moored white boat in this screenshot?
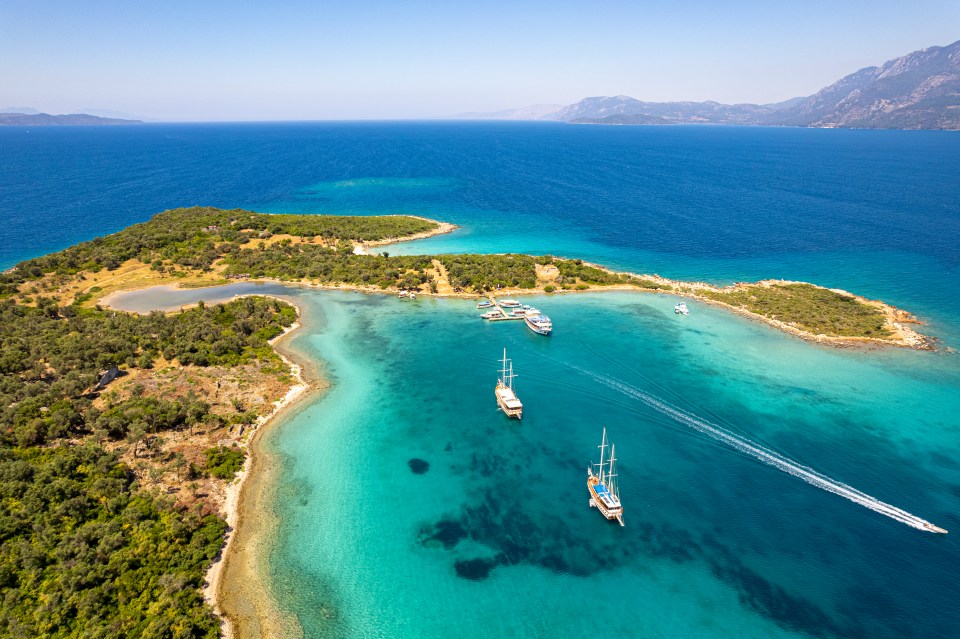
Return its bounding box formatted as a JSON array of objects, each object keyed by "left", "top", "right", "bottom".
[
  {"left": 495, "top": 348, "right": 522, "bottom": 419},
  {"left": 499, "top": 299, "right": 522, "bottom": 308},
  {"left": 481, "top": 309, "right": 505, "bottom": 319},
  {"left": 477, "top": 299, "right": 494, "bottom": 309},
  {"left": 587, "top": 428, "right": 623, "bottom": 526},
  {"left": 674, "top": 301, "right": 689, "bottom": 315},
  {"left": 524, "top": 311, "right": 552, "bottom": 335}
]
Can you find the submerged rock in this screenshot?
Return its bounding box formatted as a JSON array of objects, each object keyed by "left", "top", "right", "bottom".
[
  {"left": 422, "top": 519, "right": 467, "bottom": 550},
  {"left": 454, "top": 557, "right": 499, "bottom": 581},
  {"left": 408, "top": 458, "right": 430, "bottom": 474}
]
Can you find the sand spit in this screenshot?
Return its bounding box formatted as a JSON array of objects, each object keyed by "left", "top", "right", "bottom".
[
  {"left": 576, "top": 266, "right": 934, "bottom": 351},
  {"left": 353, "top": 217, "right": 458, "bottom": 255}
]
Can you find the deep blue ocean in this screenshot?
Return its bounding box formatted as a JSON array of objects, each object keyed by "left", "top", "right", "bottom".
[{"left": 3, "top": 122, "right": 960, "bottom": 637}]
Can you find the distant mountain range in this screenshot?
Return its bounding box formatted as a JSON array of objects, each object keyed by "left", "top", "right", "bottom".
[
  {"left": 0, "top": 112, "right": 142, "bottom": 126},
  {"left": 458, "top": 40, "right": 960, "bottom": 130}
]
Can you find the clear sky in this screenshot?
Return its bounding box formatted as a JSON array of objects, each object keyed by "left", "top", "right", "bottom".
[{"left": 1, "top": 0, "right": 957, "bottom": 121}]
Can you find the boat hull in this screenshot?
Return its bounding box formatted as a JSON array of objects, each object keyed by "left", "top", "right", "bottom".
[
  {"left": 497, "top": 398, "right": 522, "bottom": 418},
  {"left": 524, "top": 316, "right": 552, "bottom": 335},
  {"left": 587, "top": 475, "right": 623, "bottom": 526},
  {"left": 495, "top": 383, "right": 523, "bottom": 419}
]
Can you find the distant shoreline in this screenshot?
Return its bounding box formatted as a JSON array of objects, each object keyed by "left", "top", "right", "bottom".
[{"left": 0, "top": 112, "right": 141, "bottom": 126}]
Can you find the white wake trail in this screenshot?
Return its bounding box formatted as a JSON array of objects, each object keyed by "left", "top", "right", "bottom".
[{"left": 576, "top": 367, "right": 946, "bottom": 534}]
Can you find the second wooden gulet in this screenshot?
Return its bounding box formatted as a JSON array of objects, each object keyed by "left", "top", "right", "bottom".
[{"left": 495, "top": 348, "right": 523, "bottom": 419}]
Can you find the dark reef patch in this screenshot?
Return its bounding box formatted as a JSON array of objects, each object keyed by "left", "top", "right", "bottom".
[
  {"left": 455, "top": 557, "right": 499, "bottom": 581},
  {"left": 709, "top": 553, "right": 850, "bottom": 638},
  {"left": 420, "top": 519, "right": 468, "bottom": 550},
  {"left": 408, "top": 458, "right": 430, "bottom": 474}
]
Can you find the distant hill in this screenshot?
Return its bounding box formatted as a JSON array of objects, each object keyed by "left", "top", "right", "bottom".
[
  {"left": 764, "top": 40, "right": 960, "bottom": 129},
  {"left": 0, "top": 112, "right": 142, "bottom": 126},
  {"left": 461, "top": 40, "right": 960, "bottom": 130},
  {"left": 554, "top": 95, "right": 776, "bottom": 125}
]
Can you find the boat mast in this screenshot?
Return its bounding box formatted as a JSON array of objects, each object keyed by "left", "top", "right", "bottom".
[
  {"left": 500, "top": 348, "right": 508, "bottom": 386},
  {"left": 597, "top": 427, "right": 607, "bottom": 484},
  {"left": 608, "top": 443, "right": 619, "bottom": 498}
]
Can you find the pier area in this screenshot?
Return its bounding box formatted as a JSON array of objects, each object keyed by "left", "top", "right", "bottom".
[{"left": 479, "top": 298, "right": 529, "bottom": 321}]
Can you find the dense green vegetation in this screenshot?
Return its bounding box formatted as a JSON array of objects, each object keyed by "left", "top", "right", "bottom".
[
  {"left": 703, "top": 283, "right": 891, "bottom": 337},
  {"left": 0, "top": 445, "right": 224, "bottom": 638},
  {"left": 553, "top": 258, "right": 673, "bottom": 290},
  {"left": 0, "top": 207, "right": 437, "bottom": 293},
  {"left": 222, "top": 242, "right": 435, "bottom": 290},
  {"left": 0, "top": 294, "right": 297, "bottom": 635},
  {"left": 0, "top": 296, "right": 295, "bottom": 447},
  {"left": 204, "top": 446, "right": 245, "bottom": 480},
  {"left": 438, "top": 254, "right": 537, "bottom": 291}
]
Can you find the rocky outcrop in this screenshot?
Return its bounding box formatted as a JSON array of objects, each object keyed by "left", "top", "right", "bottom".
[{"left": 770, "top": 40, "right": 960, "bottom": 129}]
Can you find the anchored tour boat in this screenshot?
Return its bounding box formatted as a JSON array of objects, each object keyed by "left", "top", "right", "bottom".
[
  {"left": 588, "top": 428, "right": 624, "bottom": 526},
  {"left": 675, "top": 301, "right": 689, "bottom": 315},
  {"left": 495, "top": 348, "right": 523, "bottom": 419},
  {"left": 524, "top": 310, "right": 553, "bottom": 335}
]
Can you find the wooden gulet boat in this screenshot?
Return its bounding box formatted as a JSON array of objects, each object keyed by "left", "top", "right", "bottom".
[
  {"left": 588, "top": 427, "right": 624, "bottom": 526},
  {"left": 495, "top": 348, "right": 523, "bottom": 419}
]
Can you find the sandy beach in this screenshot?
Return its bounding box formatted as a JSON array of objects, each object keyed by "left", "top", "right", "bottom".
[{"left": 201, "top": 299, "right": 322, "bottom": 639}]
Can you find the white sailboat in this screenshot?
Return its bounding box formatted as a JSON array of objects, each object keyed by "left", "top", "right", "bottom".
[
  {"left": 587, "top": 428, "right": 624, "bottom": 526},
  {"left": 495, "top": 348, "right": 523, "bottom": 419}
]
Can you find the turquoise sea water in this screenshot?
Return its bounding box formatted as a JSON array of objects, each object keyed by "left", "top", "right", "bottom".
[
  {"left": 7, "top": 123, "right": 960, "bottom": 636},
  {"left": 271, "top": 289, "right": 960, "bottom": 639}
]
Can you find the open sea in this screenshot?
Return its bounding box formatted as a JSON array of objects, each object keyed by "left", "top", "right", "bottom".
[{"left": 3, "top": 122, "right": 960, "bottom": 637}]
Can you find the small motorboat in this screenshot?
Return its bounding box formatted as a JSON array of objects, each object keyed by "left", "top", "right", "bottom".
[{"left": 674, "top": 302, "right": 689, "bottom": 315}]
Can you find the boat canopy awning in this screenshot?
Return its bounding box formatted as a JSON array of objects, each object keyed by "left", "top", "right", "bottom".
[{"left": 594, "top": 483, "right": 620, "bottom": 508}]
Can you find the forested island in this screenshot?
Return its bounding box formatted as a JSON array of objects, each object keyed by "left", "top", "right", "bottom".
[{"left": 0, "top": 207, "right": 932, "bottom": 637}]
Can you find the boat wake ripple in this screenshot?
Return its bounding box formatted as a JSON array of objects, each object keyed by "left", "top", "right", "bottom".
[{"left": 573, "top": 367, "right": 947, "bottom": 534}]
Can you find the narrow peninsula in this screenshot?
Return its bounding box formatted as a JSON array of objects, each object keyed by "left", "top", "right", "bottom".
[{"left": 0, "top": 206, "right": 934, "bottom": 637}]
